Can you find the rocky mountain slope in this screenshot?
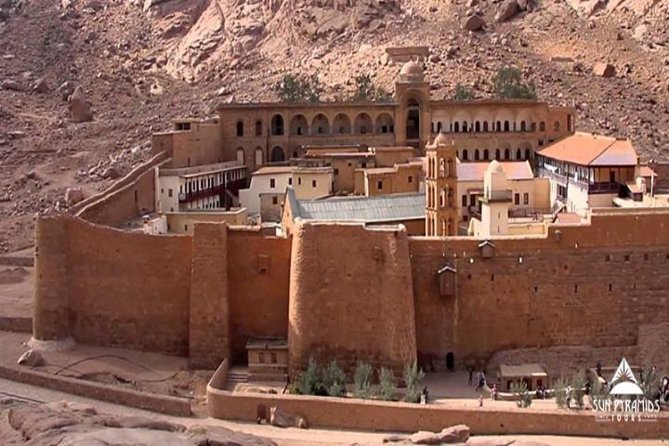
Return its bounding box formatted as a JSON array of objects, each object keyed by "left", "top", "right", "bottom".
[{"left": 0, "top": 0, "right": 668, "bottom": 251}]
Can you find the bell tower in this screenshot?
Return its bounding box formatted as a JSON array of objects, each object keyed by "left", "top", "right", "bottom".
[{"left": 425, "top": 133, "right": 459, "bottom": 236}]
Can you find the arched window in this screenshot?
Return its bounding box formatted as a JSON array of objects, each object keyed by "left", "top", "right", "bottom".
[
  {"left": 525, "top": 148, "right": 531, "bottom": 160},
  {"left": 462, "top": 149, "right": 469, "bottom": 161},
  {"left": 312, "top": 114, "right": 330, "bottom": 135},
  {"left": 554, "top": 121, "right": 561, "bottom": 132},
  {"left": 376, "top": 113, "right": 394, "bottom": 134},
  {"left": 495, "top": 149, "right": 501, "bottom": 160},
  {"left": 431, "top": 122, "right": 435, "bottom": 133},
  {"left": 270, "top": 146, "right": 285, "bottom": 162},
  {"left": 454, "top": 122, "right": 460, "bottom": 133},
  {"left": 440, "top": 190, "right": 445, "bottom": 208},
  {"left": 437, "top": 122, "right": 443, "bottom": 132},
  {"left": 354, "top": 113, "right": 373, "bottom": 134},
  {"left": 236, "top": 121, "right": 244, "bottom": 137},
  {"left": 333, "top": 113, "right": 351, "bottom": 134},
  {"left": 516, "top": 149, "right": 522, "bottom": 160},
  {"left": 483, "top": 121, "right": 489, "bottom": 132},
  {"left": 520, "top": 121, "right": 527, "bottom": 132},
  {"left": 236, "top": 147, "right": 244, "bottom": 164},
  {"left": 255, "top": 120, "right": 262, "bottom": 136},
  {"left": 504, "top": 148, "right": 510, "bottom": 160},
  {"left": 475, "top": 121, "right": 481, "bottom": 132},
  {"left": 254, "top": 147, "right": 263, "bottom": 167},
  {"left": 474, "top": 149, "right": 480, "bottom": 161},
  {"left": 483, "top": 149, "right": 489, "bottom": 160},
  {"left": 290, "top": 114, "right": 308, "bottom": 136},
  {"left": 496, "top": 121, "right": 501, "bottom": 132},
  {"left": 271, "top": 115, "right": 284, "bottom": 136},
  {"left": 539, "top": 121, "right": 546, "bottom": 131},
  {"left": 504, "top": 121, "right": 510, "bottom": 132},
  {"left": 462, "top": 121, "right": 468, "bottom": 132}
]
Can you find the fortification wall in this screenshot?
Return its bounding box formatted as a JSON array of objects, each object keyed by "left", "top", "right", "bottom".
[
  {"left": 227, "top": 227, "right": 291, "bottom": 364},
  {"left": 411, "top": 211, "right": 669, "bottom": 368},
  {"left": 33, "top": 216, "right": 193, "bottom": 355},
  {"left": 288, "top": 222, "right": 416, "bottom": 375},
  {"left": 74, "top": 152, "right": 168, "bottom": 227}
]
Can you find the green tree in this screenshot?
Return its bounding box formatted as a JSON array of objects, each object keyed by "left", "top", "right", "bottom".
[
  {"left": 322, "top": 360, "right": 346, "bottom": 397},
  {"left": 274, "top": 73, "right": 323, "bottom": 103},
  {"left": 353, "top": 361, "right": 373, "bottom": 399},
  {"left": 350, "top": 74, "right": 390, "bottom": 102},
  {"left": 570, "top": 370, "right": 586, "bottom": 409},
  {"left": 453, "top": 83, "right": 474, "bottom": 101},
  {"left": 554, "top": 376, "right": 568, "bottom": 408},
  {"left": 511, "top": 380, "right": 532, "bottom": 408},
  {"left": 295, "top": 357, "right": 321, "bottom": 395},
  {"left": 403, "top": 361, "right": 425, "bottom": 403},
  {"left": 379, "top": 367, "right": 396, "bottom": 401},
  {"left": 492, "top": 67, "right": 537, "bottom": 100}
]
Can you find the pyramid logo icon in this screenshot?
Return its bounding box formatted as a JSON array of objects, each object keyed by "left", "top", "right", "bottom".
[{"left": 609, "top": 358, "right": 644, "bottom": 396}]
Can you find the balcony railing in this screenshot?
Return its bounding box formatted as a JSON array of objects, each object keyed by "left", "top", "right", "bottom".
[
  {"left": 179, "top": 184, "right": 226, "bottom": 202},
  {"left": 480, "top": 190, "right": 512, "bottom": 203},
  {"left": 588, "top": 182, "right": 621, "bottom": 194}
]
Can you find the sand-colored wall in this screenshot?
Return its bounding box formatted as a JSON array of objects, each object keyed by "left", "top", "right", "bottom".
[
  {"left": 166, "top": 210, "right": 248, "bottom": 234},
  {"left": 152, "top": 122, "right": 223, "bottom": 169},
  {"left": 288, "top": 222, "right": 416, "bottom": 375},
  {"left": 227, "top": 227, "right": 291, "bottom": 364}
]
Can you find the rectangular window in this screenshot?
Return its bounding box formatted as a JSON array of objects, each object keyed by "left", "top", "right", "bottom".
[
  {"left": 514, "top": 193, "right": 520, "bottom": 205},
  {"left": 312, "top": 180, "right": 316, "bottom": 188},
  {"left": 377, "top": 180, "right": 383, "bottom": 190},
  {"left": 523, "top": 193, "right": 529, "bottom": 205},
  {"left": 168, "top": 189, "right": 173, "bottom": 198},
  {"left": 462, "top": 195, "right": 467, "bottom": 207},
  {"left": 298, "top": 177, "right": 302, "bottom": 185},
  {"left": 408, "top": 176, "right": 413, "bottom": 183},
  {"left": 470, "top": 195, "right": 476, "bottom": 206},
  {"left": 272, "top": 196, "right": 278, "bottom": 205},
  {"left": 334, "top": 168, "right": 339, "bottom": 175},
  {"left": 270, "top": 178, "right": 276, "bottom": 188},
  {"left": 288, "top": 177, "right": 292, "bottom": 185}
]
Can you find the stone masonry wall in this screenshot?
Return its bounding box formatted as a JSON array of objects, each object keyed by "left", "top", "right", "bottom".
[
  {"left": 288, "top": 222, "right": 417, "bottom": 376},
  {"left": 227, "top": 227, "right": 291, "bottom": 364}
]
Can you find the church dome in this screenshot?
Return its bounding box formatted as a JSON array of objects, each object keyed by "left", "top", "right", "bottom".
[
  {"left": 434, "top": 132, "right": 449, "bottom": 146},
  {"left": 399, "top": 60, "right": 425, "bottom": 83}
]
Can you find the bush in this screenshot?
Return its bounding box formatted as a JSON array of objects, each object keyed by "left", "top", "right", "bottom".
[
  {"left": 403, "top": 361, "right": 425, "bottom": 403},
  {"left": 554, "top": 377, "right": 568, "bottom": 408},
  {"left": 641, "top": 365, "right": 660, "bottom": 400},
  {"left": 571, "top": 370, "right": 586, "bottom": 409},
  {"left": 589, "top": 372, "right": 610, "bottom": 409},
  {"left": 350, "top": 74, "right": 390, "bottom": 102},
  {"left": 353, "top": 361, "right": 373, "bottom": 399},
  {"left": 510, "top": 381, "right": 532, "bottom": 408},
  {"left": 492, "top": 67, "right": 537, "bottom": 100},
  {"left": 379, "top": 367, "right": 396, "bottom": 401},
  {"left": 274, "top": 73, "right": 322, "bottom": 103},
  {"left": 295, "top": 357, "right": 321, "bottom": 395},
  {"left": 453, "top": 83, "right": 474, "bottom": 101},
  {"left": 322, "top": 360, "right": 346, "bottom": 397}
]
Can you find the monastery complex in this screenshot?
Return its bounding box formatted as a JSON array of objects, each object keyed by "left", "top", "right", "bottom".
[{"left": 31, "top": 58, "right": 669, "bottom": 395}]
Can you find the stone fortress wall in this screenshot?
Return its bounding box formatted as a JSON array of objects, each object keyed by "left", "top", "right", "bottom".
[{"left": 34, "top": 201, "right": 669, "bottom": 372}]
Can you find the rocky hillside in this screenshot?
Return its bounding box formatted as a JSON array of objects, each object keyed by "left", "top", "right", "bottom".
[{"left": 0, "top": 0, "right": 668, "bottom": 251}]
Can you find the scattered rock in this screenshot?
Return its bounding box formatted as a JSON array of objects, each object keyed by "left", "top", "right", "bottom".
[
  {"left": 463, "top": 14, "right": 486, "bottom": 31},
  {"left": 65, "top": 187, "right": 84, "bottom": 206},
  {"left": 33, "top": 77, "right": 49, "bottom": 93},
  {"left": 58, "top": 81, "right": 76, "bottom": 101},
  {"left": 101, "top": 166, "right": 121, "bottom": 180},
  {"left": 495, "top": 0, "right": 519, "bottom": 22},
  {"left": 68, "top": 86, "right": 93, "bottom": 122},
  {"left": 117, "top": 416, "right": 185, "bottom": 432},
  {"left": 593, "top": 62, "right": 615, "bottom": 78},
  {"left": 187, "top": 425, "right": 278, "bottom": 446},
  {"left": 409, "top": 430, "right": 442, "bottom": 445},
  {"left": 8, "top": 130, "right": 26, "bottom": 139},
  {"left": 1, "top": 79, "right": 24, "bottom": 91},
  {"left": 17, "top": 350, "right": 45, "bottom": 367},
  {"left": 438, "top": 424, "right": 470, "bottom": 443},
  {"left": 269, "top": 406, "right": 308, "bottom": 429}
]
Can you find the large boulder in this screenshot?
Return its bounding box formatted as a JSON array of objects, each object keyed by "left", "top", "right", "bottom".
[
  {"left": 1, "top": 79, "right": 25, "bottom": 91},
  {"left": 438, "top": 424, "right": 470, "bottom": 443},
  {"left": 495, "top": 0, "right": 519, "bottom": 22},
  {"left": 33, "top": 77, "right": 49, "bottom": 93},
  {"left": 17, "top": 349, "right": 45, "bottom": 367},
  {"left": 593, "top": 62, "right": 615, "bottom": 78},
  {"left": 463, "top": 14, "right": 486, "bottom": 31},
  {"left": 65, "top": 187, "right": 84, "bottom": 206},
  {"left": 269, "top": 406, "right": 308, "bottom": 429},
  {"left": 68, "top": 86, "right": 93, "bottom": 122}
]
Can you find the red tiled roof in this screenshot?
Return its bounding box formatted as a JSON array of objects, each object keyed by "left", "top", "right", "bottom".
[
  {"left": 457, "top": 161, "right": 534, "bottom": 182},
  {"left": 538, "top": 132, "right": 637, "bottom": 167}
]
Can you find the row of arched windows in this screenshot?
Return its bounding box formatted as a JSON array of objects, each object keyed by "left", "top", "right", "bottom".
[
  {"left": 235, "top": 113, "right": 396, "bottom": 138},
  {"left": 431, "top": 120, "right": 561, "bottom": 134},
  {"left": 459, "top": 147, "right": 533, "bottom": 161}
]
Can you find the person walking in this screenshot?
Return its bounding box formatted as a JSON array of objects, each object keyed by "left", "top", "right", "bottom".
[{"left": 468, "top": 367, "right": 473, "bottom": 386}]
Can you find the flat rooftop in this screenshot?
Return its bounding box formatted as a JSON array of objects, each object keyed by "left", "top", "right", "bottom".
[{"left": 159, "top": 161, "right": 245, "bottom": 177}]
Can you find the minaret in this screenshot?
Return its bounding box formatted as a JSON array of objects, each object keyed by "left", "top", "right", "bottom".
[
  {"left": 425, "top": 132, "right": 458, "bottom": 236},
  {"left": 480, "top": 160, "right": 511, "bottom": 237}
]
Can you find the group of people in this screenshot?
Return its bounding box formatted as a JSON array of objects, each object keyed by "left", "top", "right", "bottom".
[{"left": 534, "top": 383, "right": 548, "bottom": 399}]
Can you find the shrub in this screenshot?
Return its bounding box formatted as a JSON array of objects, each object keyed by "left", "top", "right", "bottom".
[
  {"left": 274, "top": 73, "right": 322, "bottom": 103},
  {"left": 453, "top": 83, "right": 474, "bottom": 101},
  {"left": 350, "top": 74, "right": 390, "bottom": 102},
  {"left": 353, "top": 361, "right": 373, "bottom": 399},
  {"left": 510, "top": 380, "right": 532, "bottom": 408},
  {"left": 571, "top": 370, "right": 586, "bottom": 409},
  {"left": 554, "top": 377, "right": 568, "bottom": 408},
  {"left": 589, "top": 372, "right": 610, "bottom": 409},
  {"left": 403, "top": 361, "right": 425, "bottom": 403},
  {"left": 322, "top": 360, "right": 346, "bottom": 397},
  {"left": 641, "top": 365, "right": 660, "bottom": 401},
  {"left": 295, "top": 357, "right": 321, "bottom": 395},
  {"left": 492, "top": 67, "right": 537, "bottom": 100},
  {"left": 379, "top": 367, "right": 396, "bottom": 401}
]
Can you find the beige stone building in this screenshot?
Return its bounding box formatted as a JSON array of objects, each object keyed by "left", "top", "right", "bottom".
[{"left": 425, "top": 134, "right": 459, "bottom": 236}]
